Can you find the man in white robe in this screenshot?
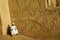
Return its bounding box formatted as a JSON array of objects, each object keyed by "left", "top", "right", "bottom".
[{"left": 11, "top": 23, "right": 18, "bottom": 35}]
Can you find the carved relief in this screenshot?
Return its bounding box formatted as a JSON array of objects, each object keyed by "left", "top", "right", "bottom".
[
  {"left": 45, "top": 0, "right": 57, "bottom": 7},
  {"left": 16, "top": 0, "right": 30, "bottom": 10},
  {"left": 38, "top": 0, "right": 45, "bottom": 8},
  {"left": 19, "top": 20, "right": 43, "bottom": 32},
  {"left": 9, "top": 0, "right": 60, "bottom": 39}
]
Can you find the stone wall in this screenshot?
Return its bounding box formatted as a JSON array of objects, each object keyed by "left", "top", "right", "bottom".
[
  {"left": 0, "top": 17, "right": 2, "bottom": 35},
  {"left": 0, "top": 0, "right": 11, "bottom": 35},
  {"left": 8, "top": 0, "right": 60, "bottom": 39}
]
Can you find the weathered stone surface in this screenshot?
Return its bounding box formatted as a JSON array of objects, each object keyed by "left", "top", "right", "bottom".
[
  {"left": 0, "top": 0, "right": 11, "bottom": 35},
  {"left": 0, "top": 17, "right": 2, "bottom": 35},
  {"left": 1, "top": 0, "right": 59, "bottom": 40},
  {"left": 0, "top": 34, "right": 38, "bottom": 40}
]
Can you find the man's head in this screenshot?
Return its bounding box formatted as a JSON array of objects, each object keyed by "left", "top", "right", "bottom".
[{"left": 12, "top": 23, "right": 15, "bottom": 26}]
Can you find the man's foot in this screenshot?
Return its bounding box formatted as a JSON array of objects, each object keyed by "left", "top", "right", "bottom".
[{"left": 10, "top": 35, "right": 12, "bottom": 37}]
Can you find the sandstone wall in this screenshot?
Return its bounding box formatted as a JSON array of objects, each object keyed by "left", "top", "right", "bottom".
[
  {"left": 0, "top": 17, "right": 2, "bottom": 35},
  {"left": 8, "top": 0, "right": 60, "bottom": 39},
  {"left": 0, "top": 0, "right": 11, "bottom": 35}
]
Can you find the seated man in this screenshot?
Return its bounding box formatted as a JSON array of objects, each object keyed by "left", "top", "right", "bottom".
[{"left": 11, "top": 23, "right": 18, "bottom": 36}]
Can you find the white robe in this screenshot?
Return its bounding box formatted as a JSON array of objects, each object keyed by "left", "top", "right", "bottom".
[{"left": 11, "top": 25, "right": 18, "bottom": 35}]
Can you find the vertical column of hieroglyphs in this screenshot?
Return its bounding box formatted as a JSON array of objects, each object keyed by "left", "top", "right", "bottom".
[
  {"left": 45, "top": 0, "right": 57, "bottom": 7},
  {"left": 53, "top": 0, "right": 56, "bottom": 7},
  {"left": 0, "top": 0, "right": 11, "bottom": 35},
  {"left": 45, "top": 0, "right": 48, "bottom": 7}
]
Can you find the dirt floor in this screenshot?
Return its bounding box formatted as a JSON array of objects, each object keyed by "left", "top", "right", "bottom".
[
  {"left": 0, "top": 34, "right": 60, "bottom": 40},
  {"left": 0, "top": 34, "right": 38, "bottom": 40}
]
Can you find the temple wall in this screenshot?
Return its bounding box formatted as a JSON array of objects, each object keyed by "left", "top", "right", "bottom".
[
  {"left": 0, "top": 16, "right": 2, "bottom": 35},
  {"left": 8, "top": 0, "right": 60, "bottom": 39},
  {"left": 0, "top": 0, "right": 11, "bottom": 35}
]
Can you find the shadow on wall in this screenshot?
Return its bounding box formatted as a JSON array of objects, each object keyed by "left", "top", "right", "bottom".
[
  {"left": 7, "top": 25, "right": 11, "bottom": 35},
  {"left": 0, "top": 14, "right": 2, "bottom": 35}
]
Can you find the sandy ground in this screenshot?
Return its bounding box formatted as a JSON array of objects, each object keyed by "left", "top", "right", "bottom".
[
  {"left": 0, "top": 34, "right": 38, "bottom": 40},
  {"left": 0, "top": 34, "right": 60, "bottom": 40}
]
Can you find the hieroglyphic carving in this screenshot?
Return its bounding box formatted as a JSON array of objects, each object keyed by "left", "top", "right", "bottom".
[
  {"left": 19, "top": 18, "right": 56, "bottom": 34},
  {"left": 9, "top": 0, "right": 60, "bottom": 39},
  {"left": 16, "top": 0, "right": 30, "bottom": 11},
  {"left": 45, "top": 0, "right": 57, "bottom": 7},
  {"left": 18, "top": 20, "right": 42, "bottom": 32},
  {"left": 38, "top": 0, "right": 46, "bottom": 8},
  {"left": 45, "top": 0, "right": 49, "bottom": 7}
]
